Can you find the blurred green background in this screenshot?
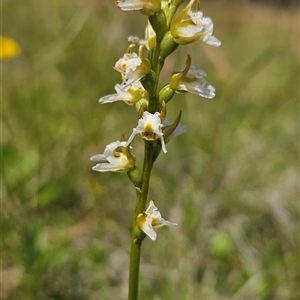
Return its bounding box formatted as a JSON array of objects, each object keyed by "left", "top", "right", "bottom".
[{"left": 2, "top": 0, "right": 299, "bottom": 299}]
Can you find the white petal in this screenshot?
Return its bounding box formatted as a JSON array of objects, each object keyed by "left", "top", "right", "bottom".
[
  {"left": 160, "top": 135, "right": 167, "bottom": 154},
  {"left": 117, "top": 3, "right": 145, "bottom": 11},
  {"left": 162, "top": 220, "right": 177, "bottom": 227},
  {"left": 99, "top": 93, "right": 130, "bottom": 104},
  {"left": 141, "top": 223, "right": 157, "bottom": 240},
  {"left": 92, "top": 163, "right": 126, "bottom": 172},
  {"left": 120, "top": 76, "right": 141, "bottom": 91},
  {"left": 145, "top": 200, "right": 157, "bottom": 214},
  {"left": 90, "top": 154, "right": 106, "bottom": 162},
  {"left": 125, "top": 131, "right": 138, "bottom": 146},
  {"left": 204, "top": 35, "right": 221, "bottom": 47}
]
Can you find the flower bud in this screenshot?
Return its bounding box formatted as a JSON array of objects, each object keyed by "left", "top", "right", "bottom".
[
  {"left": 159, "top": 31, "right": 179, "bottom": 60},
  {"left": 149, "top": 9, "right": 167, "bottom": 42},
  {"left": 127, "top": 165, "right": 142, "bottom": 188},
  {"left": 158, "top": 84, "right": 176, "bottom": 104}
]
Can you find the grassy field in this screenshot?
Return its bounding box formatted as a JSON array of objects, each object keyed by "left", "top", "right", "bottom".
[{"left": 2, "top": 0, "right": 299, "bottom": 299}]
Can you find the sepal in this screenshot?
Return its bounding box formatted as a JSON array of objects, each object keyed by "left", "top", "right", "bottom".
[
  {"left": 163, "top": 110, "right": 185, "bottom": 143},
  {"left": 169, "top": 53, "right": 192, "bottom": 90}
]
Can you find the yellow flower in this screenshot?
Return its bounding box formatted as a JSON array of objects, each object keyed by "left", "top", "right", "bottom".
[{"left": 0, "top": 36, "right": 21, "bottom": 60}]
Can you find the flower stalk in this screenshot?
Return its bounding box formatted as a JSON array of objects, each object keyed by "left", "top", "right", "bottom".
[
  {"left": 128, "top": 141, "right": 154, "bottom": 299},
  {"left": 90, "top": 1, "right": 221, "bottom": 299}
]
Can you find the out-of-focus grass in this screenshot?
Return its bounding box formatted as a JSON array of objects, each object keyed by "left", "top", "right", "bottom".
[{"left": 2, "top": 0, "right": 299, "bottom": 299}]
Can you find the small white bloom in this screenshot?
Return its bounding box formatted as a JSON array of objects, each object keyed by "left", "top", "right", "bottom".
[
  {"left": 137, "top": 200, "right": 177, "bottom": 241},
  {"left": 171, "top": 0, "right": 221, "bottom": 46},
  {"left": 176, "top": 66, "right": 216, "bottom": 99},
  {"left": 126, "top": 111, "right": 167, "bottom": 154},
  {"left": 114, "top": 46, "right": 151, "bottom": 91},
  {"left": 91, "top": 141, "right": 133, "bottom": 173},
  {"left": 99, "top": 82, "right": 148, "bottom": 106},
  {"left": 114, "top": 53, "right": 143, "bottom": 90}
]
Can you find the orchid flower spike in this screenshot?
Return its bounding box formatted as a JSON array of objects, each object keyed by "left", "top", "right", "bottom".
[{"left": 137, "top": 200, "right": 177, "bottom": 241}]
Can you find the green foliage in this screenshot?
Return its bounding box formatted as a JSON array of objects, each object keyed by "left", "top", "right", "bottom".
[{"left": 2, "top": 0, "right": 298, "bottom": 299}]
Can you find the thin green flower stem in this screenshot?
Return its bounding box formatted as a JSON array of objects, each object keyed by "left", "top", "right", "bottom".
[
  {"left": 128, "top": 240, "right": 141, "bottom": 300},
  {"left": 149, "top": 42, "right": 161, "bottom": 95},
  {"left": 128, "top": 142, "right": 154, "bottom": 300}
]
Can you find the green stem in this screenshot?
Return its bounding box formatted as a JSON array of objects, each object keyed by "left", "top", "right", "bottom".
[
  {"left": 128, "top": 240, "right": 141, "bottom": 300},
  {"left": 150, "top": 41, "right": 161, "bottom": 93},
  {"left": 128, "top": 142, "right": 154, "bottom": 300}
]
